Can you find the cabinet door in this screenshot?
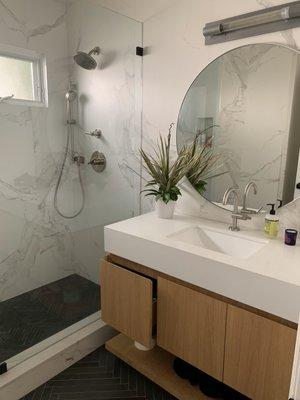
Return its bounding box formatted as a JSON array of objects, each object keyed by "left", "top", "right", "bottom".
[
  {"left": 289, "top": 313, "right": 300, "bottom": 399},
  {"left": 100, "top": 260, "right": 154, "bottom": 347},
  {"left": 224, "top": 305, "right": 296, "bottom": 400},
  {"left": 157, "top": 277, "right": 227, "bottom": 380}
]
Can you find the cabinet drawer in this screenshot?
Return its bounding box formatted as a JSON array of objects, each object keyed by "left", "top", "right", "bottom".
[
  {"left": 157, "top": 277, "right": 227, "bottom": 380},
  {"left": 100, "top": 260, "right": 155, "bottom": 347},
  {"left": 224, "top": 305, "right": 296, "bottom": 400}
]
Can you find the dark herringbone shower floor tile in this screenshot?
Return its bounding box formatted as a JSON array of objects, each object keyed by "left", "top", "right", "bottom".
[
  {"left": 22, "top": 345, "right": 177, "bottom": 400},
  {"left": 0, "top": 274, "right": 100, "bottom": 362}
]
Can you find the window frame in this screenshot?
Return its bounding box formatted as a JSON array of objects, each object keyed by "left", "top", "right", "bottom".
[{"left": 0, "top": 44, "right": 48, "bottom": 107}]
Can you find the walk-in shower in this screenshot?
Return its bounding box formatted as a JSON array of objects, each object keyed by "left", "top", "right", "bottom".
[{"left": 0, "top": 1, "right": 141, "bottom": 393}]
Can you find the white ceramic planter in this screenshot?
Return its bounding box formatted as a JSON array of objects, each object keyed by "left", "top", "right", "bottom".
[{"left": 155, "top": 199, "right": 176, "bottom": 219}]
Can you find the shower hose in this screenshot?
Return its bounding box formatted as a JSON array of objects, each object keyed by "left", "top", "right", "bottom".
[{"left": 54, "top": 124, "right": 85, "bottom": 219}]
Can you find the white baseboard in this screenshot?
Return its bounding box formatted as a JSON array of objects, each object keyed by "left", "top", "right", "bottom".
[{"left": 0, "top": 319, "right": 116, "bottom": 400}]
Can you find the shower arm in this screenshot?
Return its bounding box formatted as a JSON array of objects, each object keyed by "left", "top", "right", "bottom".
[
  {"left": 79, "top": 127, "right": 102, "bottom": 139},
  {"left": 88, "top": 46, "right": 101, "bottom": 56}
]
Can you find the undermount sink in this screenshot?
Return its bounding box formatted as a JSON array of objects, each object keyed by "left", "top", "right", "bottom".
[{"left": 168, "top": 226, "right": 267, "bottom": 260}]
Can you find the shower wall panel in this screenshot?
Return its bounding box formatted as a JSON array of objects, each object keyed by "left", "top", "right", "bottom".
[{"left": 0, "top": 0, "right": 72, "bottom": 301}]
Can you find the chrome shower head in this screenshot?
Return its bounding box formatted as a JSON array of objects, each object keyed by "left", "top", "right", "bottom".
[{"left": 74, "top": 46, "right": 100, "bottom": 70}]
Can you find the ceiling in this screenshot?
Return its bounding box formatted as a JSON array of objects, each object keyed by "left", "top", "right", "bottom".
[{"left": 96, "top": 0, "right": 175, "bottom": 22}]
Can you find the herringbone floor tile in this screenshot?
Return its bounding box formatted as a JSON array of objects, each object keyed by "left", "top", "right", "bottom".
[
  {"left": 0, "top": 274, "right": 100, "bottom": 362},
  {"left": 22, "top": 345, "right": 177, "bottom": 400}
]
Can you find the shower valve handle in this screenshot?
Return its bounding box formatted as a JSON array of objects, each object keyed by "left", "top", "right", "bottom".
[
  {"left": 88, "top": 151, "right": 106, "bottom": 173},
  {"left": 89, "top": 158, "right": 104, "bottom": 166}
]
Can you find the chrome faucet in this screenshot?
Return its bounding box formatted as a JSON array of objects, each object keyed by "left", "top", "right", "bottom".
[
  {"left": 222, "top": 188, "right": 243, "bottom": 231},
  {"left": 223, "top": 182, "right": 259, "bottom": 231},
  {"left": 241, "top": 181, "right": 258, "bottom": 218}
]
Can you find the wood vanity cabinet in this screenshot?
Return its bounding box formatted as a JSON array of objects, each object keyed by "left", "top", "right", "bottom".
[
  {"left": 223, "top": 305, "right": 297, "bottom": 400},
  {"left": 157, "top": 277, "right": 227, "bottom": 381},
  {"left": 102, "top": 255, "right": 297, "bottom": 400},
  {"left": 100, "top": 260, "right": 155, "bottom": 348}
]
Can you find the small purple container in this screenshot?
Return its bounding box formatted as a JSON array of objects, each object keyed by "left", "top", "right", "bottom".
[{"left": 285, "top": 229, "right": 298, "bottom": 246}]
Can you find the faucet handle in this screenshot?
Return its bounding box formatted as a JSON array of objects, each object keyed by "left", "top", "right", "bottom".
[
  {"left": 241, "top": 207, "right": 256, "bottom": 215},
  {"left": 240, "top": 210, "right": 252, "bottom": 220}
]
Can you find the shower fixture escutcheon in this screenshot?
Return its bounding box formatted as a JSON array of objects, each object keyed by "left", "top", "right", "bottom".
[{"left": 88, "top": 151, "right": 106, "bottom": 173}]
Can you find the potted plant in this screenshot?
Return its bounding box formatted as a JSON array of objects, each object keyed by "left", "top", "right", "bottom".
[
  {"left": 140, "top": 124, "right": 227, "bottom": 219},
  {"left": 141, "top": 124, "right": 195, "bottom": 219}
]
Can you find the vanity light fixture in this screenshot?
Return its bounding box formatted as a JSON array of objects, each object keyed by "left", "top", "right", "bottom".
[{"left": 203, "top": 1, "right": 300, "bottom": 45}]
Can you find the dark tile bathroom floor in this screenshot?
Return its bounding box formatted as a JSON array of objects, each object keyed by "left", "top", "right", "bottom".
[
  {"left": 0, "top": 274, "right": 100, "bottom": 362},
  {"left": 22, "top": 345, "right": 176, "bottom": 400}
]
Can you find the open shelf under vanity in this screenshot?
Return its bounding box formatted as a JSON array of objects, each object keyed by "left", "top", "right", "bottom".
[{"left": 106, "top": 333, "right": 211, "bottom": 400}]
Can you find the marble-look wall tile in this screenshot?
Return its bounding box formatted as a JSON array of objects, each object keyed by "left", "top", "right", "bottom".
[{"left": 0, "top": 0, "right": 73, "bottom": 300}]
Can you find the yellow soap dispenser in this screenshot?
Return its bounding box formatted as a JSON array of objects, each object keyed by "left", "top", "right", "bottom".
[{"left": 264, "top": 203, "right": 279, "bottom": 239}]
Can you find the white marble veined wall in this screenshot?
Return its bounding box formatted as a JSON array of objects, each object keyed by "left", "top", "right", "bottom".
[
  {"left": 142, "top": 0, "right": 300, "bottom": 233},
  {"left": 0, "top": 0, "right": 142, "bottom": 301}
]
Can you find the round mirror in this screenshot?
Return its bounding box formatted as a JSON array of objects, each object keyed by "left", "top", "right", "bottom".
[{"left": 177, "top": 43, "right": 300, "bottom": 211}]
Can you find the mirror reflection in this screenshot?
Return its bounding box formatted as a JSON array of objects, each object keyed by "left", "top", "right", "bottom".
[{"left": 177, "top": 44, "right": 300, "bottom": 211}]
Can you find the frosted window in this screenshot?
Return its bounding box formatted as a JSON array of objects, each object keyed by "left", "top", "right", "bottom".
[
  {"left": 0, "top": 55, "right": 35, "bottom": 101},
  {"left": 0, "top": 45, "right": 47, "bottom": 107}
]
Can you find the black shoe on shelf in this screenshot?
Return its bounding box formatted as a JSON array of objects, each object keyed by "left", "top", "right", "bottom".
[
  {"left": 198, "top": 370, "right": 224, "bottom": 398},
  {"left": 173, "top": 357, "right": 249, "bottom": 399},
  {"left": 173, "top": 358, "right": 190, "bottom": 380}
]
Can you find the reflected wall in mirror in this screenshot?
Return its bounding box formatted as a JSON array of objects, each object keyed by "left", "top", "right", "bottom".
[{"left": 177, "top": 44, "right": 300, "bottom": 211}]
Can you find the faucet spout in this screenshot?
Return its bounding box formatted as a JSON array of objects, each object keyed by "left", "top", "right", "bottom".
[
  {"left": 242, "top": 181, "right": 258, "bottom": 215},
  {"left": 223, "top": 187, "right": 239, "bottom": 214},
  {"left": 222, "top": 187, "right": 243, "bottom": 231}
]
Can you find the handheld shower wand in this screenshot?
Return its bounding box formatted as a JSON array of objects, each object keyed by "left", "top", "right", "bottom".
[{"left": 54, "top": 84, "right": 85, "bottom": 219}]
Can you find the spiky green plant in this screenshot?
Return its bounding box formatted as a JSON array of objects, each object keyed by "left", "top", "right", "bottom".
[
  {"left": 140, "top": 124, "right": 227, "bottom": 203},
  {"left": 141, "top": 124, "right": 196, "bottom": 204}
]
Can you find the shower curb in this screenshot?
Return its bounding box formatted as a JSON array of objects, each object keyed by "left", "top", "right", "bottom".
[{"left": 0, "top": 319, "right": 116, "bottom": 400}]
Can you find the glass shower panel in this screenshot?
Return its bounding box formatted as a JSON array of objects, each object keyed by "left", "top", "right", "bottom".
[{"left": 0, "top": 0, "right": 142, "bottom": 370}]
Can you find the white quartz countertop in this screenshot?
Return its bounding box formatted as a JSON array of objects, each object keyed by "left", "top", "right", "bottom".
[{"left": 104, "top": 212, "right": 300, "bottom": 323}]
